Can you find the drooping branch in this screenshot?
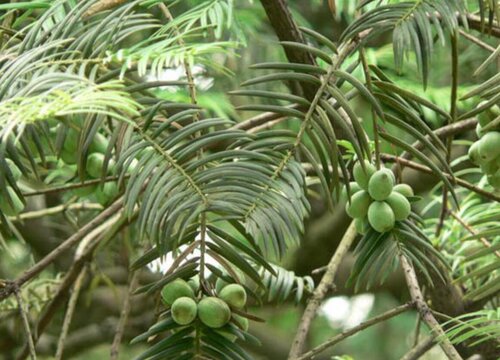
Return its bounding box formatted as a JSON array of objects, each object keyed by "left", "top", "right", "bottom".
[
  {"left": 288, "top": 221, "right": 357, "bottom": 359},
  {"left": 296, "top": 302, "right": 415, "bottom": 360},
  {"left": 399, "top": 255, "right": 463, "bottom": 360}
]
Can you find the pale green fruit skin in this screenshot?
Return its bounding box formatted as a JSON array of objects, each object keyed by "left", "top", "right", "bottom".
[
  {"left": 86, "top": 153, "right": 105, "bottom": 178},
  {"left": 95, "top": 182, "right": 119, "bottom": 205},
  {"left": 161, "top": 279, "right": 195, "bottom": 306},
  {"left": 72, "top": 184, "right": 97, "bottom": 198},
  {"left": 188, "top": 275, "right": 200, "bottom": 292},
  {"left": 349, "top": 182, "right": 362, "bottom": 195},
  {"left": 89, "top": 133, "right": 109, "bottom": 154},
  {"left": 219, "top": 284, "right": 247, "bottom": 309},
  {"left": 198, "top": 297, "right": 231, "bottom": 328},
  {"left": 216, "top": 329, "right": 237, "bottom": 342},
  {"left": 487, "top": 170, "right": 500, "bottom": 188},
  {"left": 0, "top": 187, "right": 25, "bottom": 216},
  {"left": 346, "top": 190, "right": 371, "bottom": 218},
  {"left": 480, "top": 160, "right": 498, "bottom": 175},
  {"left": 368, "top": 169, "right": 394, "bottom": 201},
  {"left": 477, "top": 101, "right": 494, "bottom": 126},
  {"left": 61, "top": 148, "right": 78, "bottom": 165},
  {"left": 385, "top": 192, "right": 411, "bottom": 221},
  {"left": 233, "top": 314, "right": 249, "bottom": 332},
  {"left": 354, "top": 217, "right": 368, "bottom": 235},
  {"left": 5, "top": 159, "right": 22, "bottom": 181},
  {"left": 468, "top": 141, "right": 481, "bottom": 166},
  {"left": 393, "top": 184, "right": 414, "bottom": 198},
  {"left": 478, "top": 132, "right": 500, "bottom": 162},
  {"left": 171, "top": 297, "right": 197, "bottom": 325},
  {"left": 367, "top": 201, "right": 395, "bottom": 233},
  {"left": 63, "top": 129, "right": 79, "bottom": 153},
  {"left": 476, "top": 123, "right": 484, "bottom": 138},
  {"left": 353, "top": 160, "right": 376, "bottom": 190}
]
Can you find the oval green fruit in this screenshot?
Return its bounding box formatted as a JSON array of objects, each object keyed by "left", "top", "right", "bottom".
[
  {"left": 346, "top": 190, "right": 371, "bottom": 218},
  {"left": 198, "top": 297, "right": 231, "bottom": 328},
  {"left": 95, "top": 182, "right": 119, "bottom": 205},
  {"left": 89, "top": 133, "right": 109, "bottom": 154},
  {"left": 0, "top": 187, "right": 25, "bottom": 216},
  {"left": 353, "top": 160, "right": 376, "bottom": 190},
  {"left": 161, "top": 279, "right": 195, "bottom": 306},
  {"left": 188, "top": 275, "right": 199, "bottom": 293},
  {"left": 368, "top": 169, "right": 394, "bottom": 201},
  {"left": 478, "top": 132, "right": 500, "bottom": 162},
  {"left": 476, "top": 123, "right": 484, "bottom": 138},
  {"left": 477, "top": 101, "right": 494, "bottom": 126},
  {"left": 219, "top": 284, "right": 247, "bottom": 309},
  {"left": 72, "top": 184, "right": 97, "bottom": 198},
  {"left": 171, "top": 297, "right": 197, "bottom": 325},
  {"left": 385, "top": 192, "right": 411, "bottom": 221},
  {"left": 86, "top": 153, "right": 105, "bottom": 178},
  {"left": 367, "top": 201, "right": 395, "bottom": 233},
  {"left": 487, "top": 170, "right": 500, "bottom": 189},
  {"left": 480, "top": 159, "right": 498, "bottom": 175},
  {"left": 468, "top": 141, "right": 481, "bottom": 166},
  {"left": 63, "top": 129, "right": 79, "bottom": 153},
  {"left": 61, "top": 148, "right": 78, "bottom": 165},
  {"left": 233, "top": 314, "right": 249, "bottom": 332},
  {"left": 354, "top": 217, "right": 368, "bottom": 235},
  {"left": 393, "top": 184, "right": 414, "bottom": 198}
]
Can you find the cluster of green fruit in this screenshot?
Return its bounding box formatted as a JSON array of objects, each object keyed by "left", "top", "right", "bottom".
[
  {"left": 346, "top": 160, "right": 414, "bottom": 233},
  {"left": 57, "top": 128, "right": 119, "bottom": 204},
  {"left": 0, "top": 159, "right": 25, "bottom": 216},
  {"left": 161, "top": 278, "right": 249, "bottom": 335},
  {"left": 468, "top": 108, "right": 500, "bottom": 190}
]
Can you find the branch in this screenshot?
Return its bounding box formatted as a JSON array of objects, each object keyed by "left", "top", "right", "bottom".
[
  {"left": 0, "top": 197, "right": 123, "bottom": 302},
  {"left": 22, "top": 176, "right": 122, "bottom": 197},
  {"left": 14, "top": 288, "right": 37, "bottom": 360},
  {"left": 297, "top": 302, "right": 415, "bottom": 360},
  {"left": 83, "top": 0, "right": 127, "bottom": 18},
  {"left": 288, "top": 221, "right": 357, "bottom": 359},
  {"left": 400, "top": 255, "right": 463, "bottom": 360},
  {"left": 9, "top": 203, "right": 102, "bottom": 221},
  {"left": 382, "top": 154, "right": 500, "bottom": 203},
  {"left": 400, "top": 335, "right": 437, "bottom": 360},
  {"left": 464, "top": 14, "right": 500, "bottom": 38}
]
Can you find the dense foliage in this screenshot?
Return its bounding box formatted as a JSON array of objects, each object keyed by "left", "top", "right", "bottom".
[{"left": 0, "top": 0, "right": 499, "bottom": 359}]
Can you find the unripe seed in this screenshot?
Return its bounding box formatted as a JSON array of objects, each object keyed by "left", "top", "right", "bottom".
[
  {"left": 478, "top": 132, "right": 500, "bottom": 162},
  {"left": 353, "top": 160, "right": 376, "bottom": 190},
  {"left": 161, "top": 279, "right": 194, "bottom": 306},
  {"left": 385, "top": 192, "right": 411, "bottom": 221},
  {"left": 198, "top": 297, "right": 231, "bottom": 328},
  {"left": 468, "top": 141, "right": 481, "bottom": 166},
  {"left": 219, "top": 284, "right": 247, "bottom": 309},
  {"left": 393, "top": 184, "right": 414, "bottom": 198},
  {"left": 354, "top": 217, "right": 369, "bottom": 235},
  {"left": 367, "top": 201, "right": 395, "bottom": 233},
  {"left": 346, "top": 190, "right": 371, "bottom": 218},
  {"left": 368, "top": 169, "right": 394, "bottom": 201},
  {"left": 171, "top": 297, "right": 197, "bottom": 325}
]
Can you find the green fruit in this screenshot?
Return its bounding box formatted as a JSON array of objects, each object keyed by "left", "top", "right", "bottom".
[
  {"left": 476, "top": 123, "right": 484, "bottom": 138},
  {"left": 478, "top": 132, "right": 500, "bottom": 162},
  {"left": 86, "top": 153, "right": 105, "bottom": 178},
  {"left": 354, "top": 217, "right": 368, "bottom": 235},
  {"left": 367, "top": 201, "right": 395, "bottom": 233},
  {"left": 95, "top": 182, "right": 119, "bottom": 205},
  {"left": 5, "top": 159, "right": 22, "bottom": 181},
  {"left": 219, "top": 284, "right": 247, "bottom": 309},
  {"left": 487, "top": 170, "right": 500, "bottom": 189},
  {"left": 353, "top": 160, "right": 376, "bottom": 190},
  {"left": 0, "top": 187, "right": 25, "bottom": 216},
  {"left": 63, "top": 129, "right": 79, "bottom": 152},
  {"left": 89, "top": 133, "right": 109, "bottom": 154},
  {"left": 216, "top": 329, "right": 237, "bottom": 342},
  {"left": 477, "top": 101, "right": 494, "bottom": 126},
  {"left": 480, "top": 159, "right": 498, "bottom": 175},
  {"left": 393, "top": 184, "right": 414, "bottom": 198},
  {"left": 161, "top": 279, "right": 195, "bottom": 306},
  {"left": 188, "top": 276, "right": 199, "bottom": 292},
  {"left": 385, "top": 192, "right": 411, "bottom": 221},
  {"left": 233, "top": 314, "right": 249, "bottom": 332},
  {"left": 198, "top": 297, "right": 231, "bottom": 328},
  {"left": 346, "top": 190, "right": 371, "bottom": 218},
  {"left": 468, "top": 141, "right": 481, "bottom": 166},
  {"left": 349, "top": 182, "right": 362, "bottom": 195},
  {"left": 60, "top": 148, "right": 78, "bottom": 165},
  {"left": 171, "top": 297, "right": 197, "bottom": 325},
  {"left": 368, "top": 169, "right": 394, "bottom": 201}
]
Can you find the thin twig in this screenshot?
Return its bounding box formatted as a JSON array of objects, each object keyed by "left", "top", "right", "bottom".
[
  {"left": 400, "top": 335, "right": 437, "bottom": 360},
  {"left": 54, "top": 265, "right": 89, "bottom": 360},
  {"left": 9, "top": 203, "right": 102, "bottom": 221},
  {"left": 382, "top": 154, "right": 500, "bottom": 203},
  {"left": 14, "top": 288, "right": 37, "bottom": 360},
  {"left": 288, "top": 221, "right": 357, "bottom": 359},
  {"left": 0, "top": 197, "right": 124, "bottom": 302},
  {"left": 412, "top": 314, "right": 422, "bottom": 347},
  {"left": 297, "top": 302, "right": 415, "bottom": 360},
  {"left": 400, "top": 255, "right": 463, "bottom": 360},
  {"left": 22, "top": 175, "right": 122, "bottom": 197},
  {"left": 459, "top": 29, "right": 496, "bottom": 52},
  {"left": 110, "top": 271, "right": 139, "bottom": 360},
  {"left": 449, "top": 210, "right": 500, "bottom": 258}
]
